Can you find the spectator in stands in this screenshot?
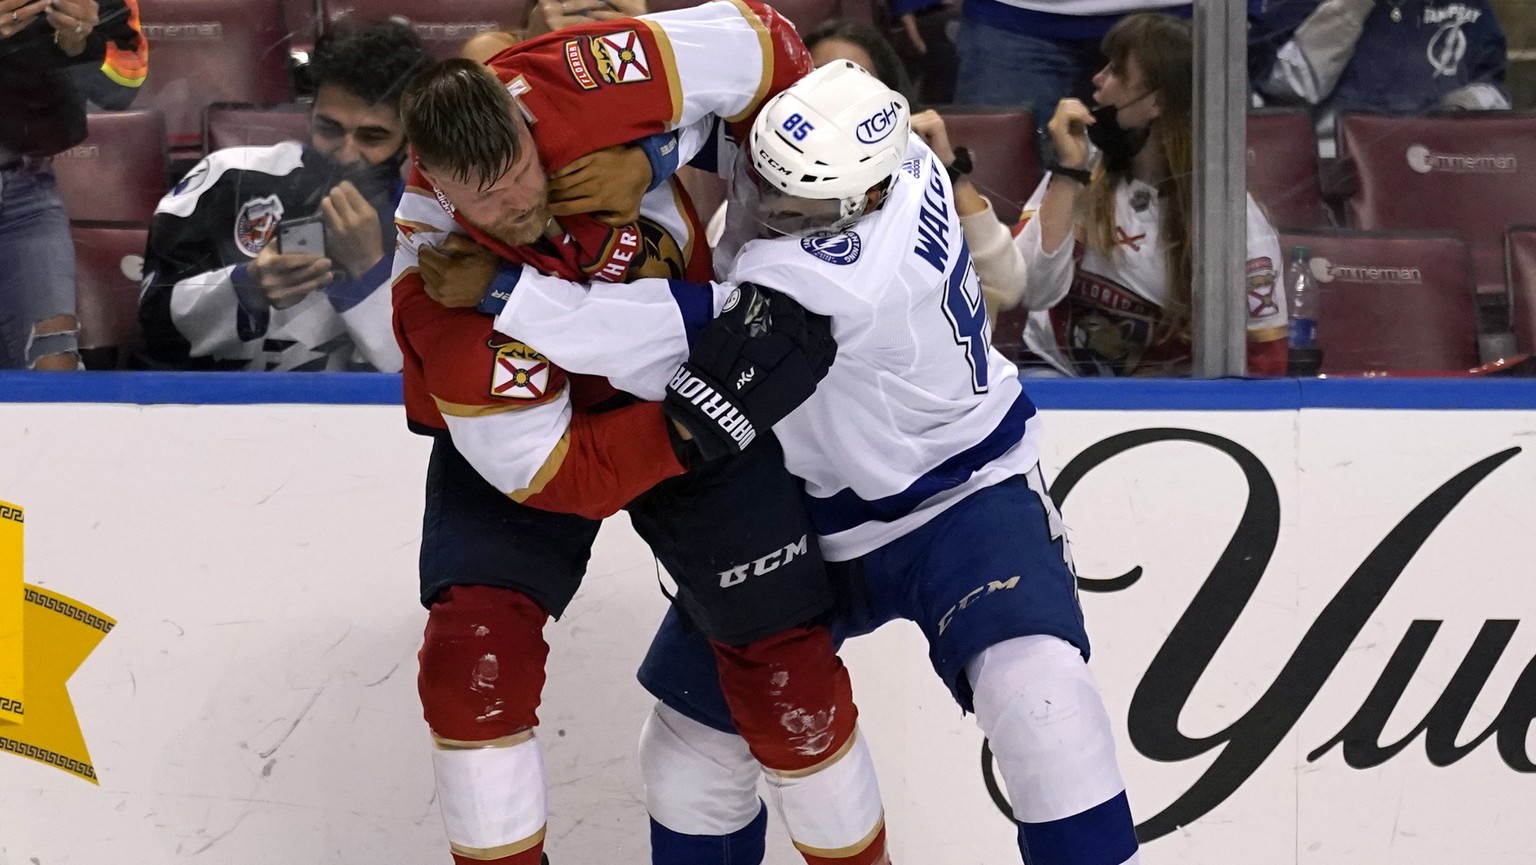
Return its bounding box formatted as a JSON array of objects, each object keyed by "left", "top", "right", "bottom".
[
  {"left": 882, "top": 0, "right": 958, "bottom": 104},
  {"left": 65, "top": 0, "right": 145, "bottom": 109},
  {"left": 0, "top": 0, "right": 142, "bottom": 370},
  {"left": 805, "top": 18, "right": 914, "bottom": 103},
  {"left": 459, "top": 0, "right": 646, "bottom": 63},
  {"left": 137, "top": 20, "right": 427, "bottom": 372},
  {"left": 529, "top": 0, "right": 646, "bottom": 34},
  {"left": 1002, "top": 13, "right": 1289, "bottom": 376},
  {"left": 953, "top": 0, "right": 1189, "bottom": 119},
  {"left": 1251, "top": 0, "right": 1510, "bottom": 155}
]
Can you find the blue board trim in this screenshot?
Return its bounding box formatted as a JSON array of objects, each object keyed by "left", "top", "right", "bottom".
[
  {"left": 2, "top": 373, "right": 1535, "bottom": 410},
  {"left": 0, "top": 372, "right": 403, "bottom": 405}
]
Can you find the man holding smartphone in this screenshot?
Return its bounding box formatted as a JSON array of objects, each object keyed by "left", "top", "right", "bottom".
[{"left": 136, "top": 19, "right": 428, "bottom": 371}]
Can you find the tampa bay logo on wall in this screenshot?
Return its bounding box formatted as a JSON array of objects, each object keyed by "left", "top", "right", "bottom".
[
  {"left": 0, "top": 499, "right": 116, "bottom": 783},
  {"left": 980, "top": 430, "right": 1534, "bottom": 843}
]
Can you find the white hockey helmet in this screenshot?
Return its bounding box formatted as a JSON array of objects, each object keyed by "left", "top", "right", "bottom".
[{"left": 748, "top": 60, "right": 910, "bottom": 233}]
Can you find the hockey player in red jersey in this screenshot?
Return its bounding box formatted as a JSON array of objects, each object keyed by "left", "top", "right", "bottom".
[{"left": 390, "top": 4, "right": 892, "bottom": 864}]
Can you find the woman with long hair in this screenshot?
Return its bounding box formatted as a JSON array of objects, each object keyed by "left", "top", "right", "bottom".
[{"left": 1008, "top": 13, "right": 1288, "bottom": 377}]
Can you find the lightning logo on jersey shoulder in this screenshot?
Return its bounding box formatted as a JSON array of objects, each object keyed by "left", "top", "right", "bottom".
[{"left": 801, "top": 232, "right": 862, "bottom": 265}]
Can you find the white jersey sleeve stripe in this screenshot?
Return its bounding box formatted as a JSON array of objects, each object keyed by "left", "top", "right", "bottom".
[
  {"left": 642, "top": 0, "right": 773, "bottom": 128},
  {"left": 638, "top": 17, "right": 684, "bottom": 128},
  {"left": 721, "top": 0, "right": 772, "bottom": 123},
  {"left": 442, "top": 391, "right": 573, "bottom": 496},
  {"left": 802, "top": 388, "right": 1038, "bottom": 537}
]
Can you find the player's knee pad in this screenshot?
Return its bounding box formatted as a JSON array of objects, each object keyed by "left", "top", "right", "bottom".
[
  {"left": 709, "top": 625, "right": 857, "bottom": 772},
  {"left": 639, "top": 702, "right": 762, "bottom": 836},
  {"left": 712, "top": 628, "right": 886, "bottom": 863},
  {"left": 421, "top": 586, "right": 553, "bottom": 863},
  {"left": 419, "top": 584, "right": 550, "bottom": 743},
  {"left": 968, "top": 635, "right": 1128, "bottom": 823}
]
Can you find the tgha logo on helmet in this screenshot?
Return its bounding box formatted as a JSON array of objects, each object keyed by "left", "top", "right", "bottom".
[{"left": 856, "top": 101, "right": 904, "bottom": 145}]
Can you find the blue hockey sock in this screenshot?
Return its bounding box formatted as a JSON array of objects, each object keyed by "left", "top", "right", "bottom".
[
  {"left": 649, "top": 799, "right": 768, "bottom": 865},
  {"left": 1017, "top": 791, "right": 1138, "bottom": 865}
]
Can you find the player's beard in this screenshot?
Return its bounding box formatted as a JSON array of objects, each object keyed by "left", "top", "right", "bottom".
[{"left": 470, "top": 195, "right": 552, "bottom": 247}]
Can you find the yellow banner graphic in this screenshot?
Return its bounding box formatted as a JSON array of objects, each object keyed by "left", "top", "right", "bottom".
[
  {"left": 0, "top": 500, "right": 116, "bottom": 784},
  {"left": 0, "top": 500, "right": 20, "bottom": 727}
]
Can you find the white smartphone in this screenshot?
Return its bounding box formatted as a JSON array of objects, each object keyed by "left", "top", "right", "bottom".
[{"left": 277, "top": 215, "right": 327, "bottom": 257}]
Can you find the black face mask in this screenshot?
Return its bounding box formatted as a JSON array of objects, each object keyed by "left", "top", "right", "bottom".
[
  {"left": 347, "top": 148, "right": 407, "bottom": 204},
  {"left": 1088, "top": 103, "right": 1151, "bottom": 173},
  {"left": 301, "top": 145, "right": 405, "bottom": 210}
]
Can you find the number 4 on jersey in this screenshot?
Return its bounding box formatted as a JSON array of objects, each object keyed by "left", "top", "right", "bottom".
[{"left": 941, "top": 238, "right": 989, "bottom": 393}]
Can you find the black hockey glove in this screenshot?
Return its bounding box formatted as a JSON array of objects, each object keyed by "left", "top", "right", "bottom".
[{"left": 663, "top": 283, "right": 837, "bottom": 461}]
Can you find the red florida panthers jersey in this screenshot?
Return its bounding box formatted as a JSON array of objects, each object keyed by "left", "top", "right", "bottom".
[{"left": 391, "top": 0, "right": 813, "bottom": 518}]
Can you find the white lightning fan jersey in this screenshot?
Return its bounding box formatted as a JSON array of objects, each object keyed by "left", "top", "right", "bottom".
[
  {"left": 494, "top": 134, "right": 1041, "bottom": 560},
  {"left": 1011, "top": 173, "right": 1287, "bottom": 377}
]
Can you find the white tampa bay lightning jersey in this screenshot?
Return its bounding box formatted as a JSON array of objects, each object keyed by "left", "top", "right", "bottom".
[
  {"left": 723, "top": 134, "right": 1040, "bottom": 559},
  {"left": 490, "top": 134, "right": 1041, "bottom": 560}
]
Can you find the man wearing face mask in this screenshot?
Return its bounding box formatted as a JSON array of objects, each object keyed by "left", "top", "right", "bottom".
[
  {"left": 998, "top": 13, "right": 1288, "bottom": 377},
  {"left": 136, "top": 20, "right": 427, "bottom": 372}
]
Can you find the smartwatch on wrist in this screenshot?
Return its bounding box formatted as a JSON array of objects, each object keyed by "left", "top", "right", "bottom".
[
  {"left": 945, "top": 147, "right": 973, "bottom": 183},
  {"left": 1047, "top": 163, "right": 1092, "bottom": 186}
]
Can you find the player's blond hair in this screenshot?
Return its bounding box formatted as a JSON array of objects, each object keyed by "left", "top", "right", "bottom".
[{"left": 400, "top": 58, "right": 526, "bottom": 191}]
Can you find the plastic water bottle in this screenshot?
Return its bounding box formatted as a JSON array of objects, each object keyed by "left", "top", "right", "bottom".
[{"left": 1286, "top": 245, "right": 1322, "bottom": 376}]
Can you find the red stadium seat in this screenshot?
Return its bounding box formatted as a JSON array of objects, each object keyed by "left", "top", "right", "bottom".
[
  {"left": 283, "top": 0, "right": 322, "bottom": 55},
  {"left": 989, "top": 304, "right": 1031, "bottom": 366},
  {"left": 71, "top": 225, "right": 151, "bottom": 369},
  {"left": 932, "top": 106, "right": 1039, "bottom": 225},
  {"left": 136, "top": 0, "right": 294, "bottom": 158},
  {"left": 1337, "top": 112, "right": 1536, "bottom": 298},
  {"left": 1247, "top": 108, "right": 1327, "bottom": 229},
  {"left": 1507, "top": 226, "right": 1536, "bottom": 354},
  {"left": 324, "top": 0, "right": 529, "bottom": 59},
  {"left": 204, "top": 103, "right": 312, "bottom": 153},
  {"left": 1281, "top": 229, "right": 1480, "bottom": 375},
  {"left": 51, "top": 110, "right": 168, "bottom": 224}
]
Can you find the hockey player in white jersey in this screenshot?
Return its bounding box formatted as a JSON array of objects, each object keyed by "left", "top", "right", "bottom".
[{"left": 442, "top": 60, "right": 1140, "bottom": 865}]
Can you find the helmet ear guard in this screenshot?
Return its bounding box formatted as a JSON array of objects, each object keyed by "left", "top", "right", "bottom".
[{"left": 747, "top": 60, "right": 910, "bottom": 235}]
